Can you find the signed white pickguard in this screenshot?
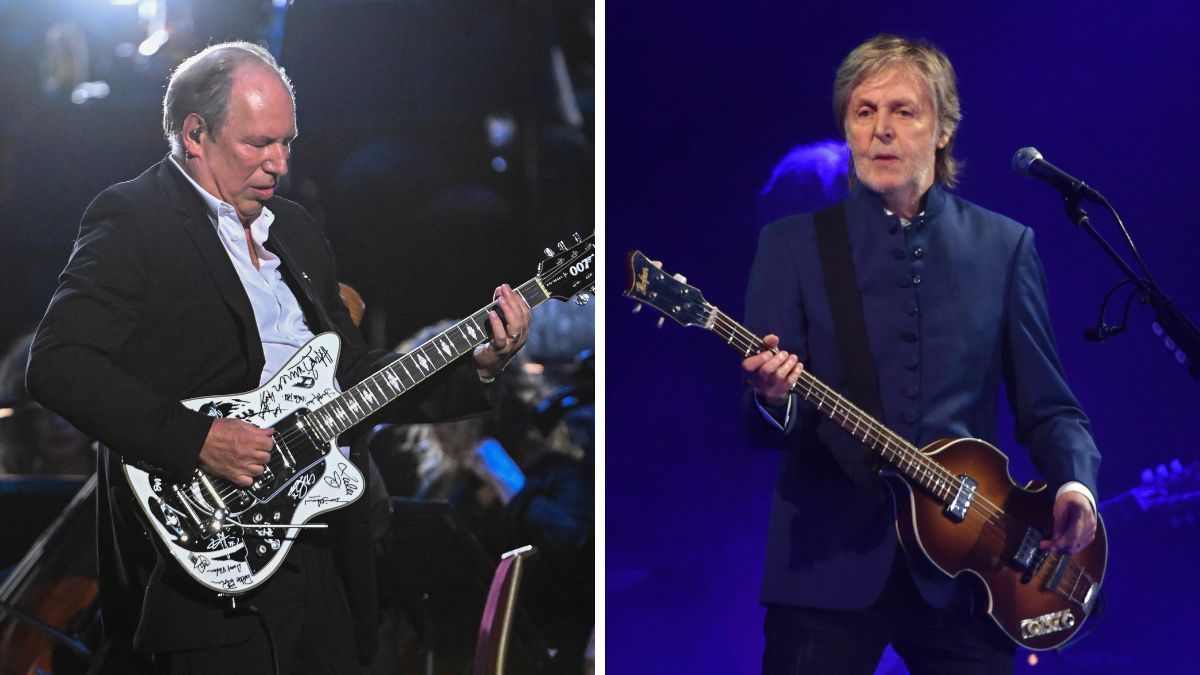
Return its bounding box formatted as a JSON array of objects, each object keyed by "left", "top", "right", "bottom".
[{"left": 123, "top": 332, "right": 364, "bottom": 595}]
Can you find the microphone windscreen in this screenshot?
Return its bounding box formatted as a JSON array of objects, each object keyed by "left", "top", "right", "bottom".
[{"left": 1012, "top": 147, "right": 1043, "bottom": 175}]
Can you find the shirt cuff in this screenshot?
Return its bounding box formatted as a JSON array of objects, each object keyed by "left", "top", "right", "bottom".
[
  {"left": 1055, "top": 481, "right": 1097, "bottom": 514},
  {"left": 754, "top": 393, "right": 793, "bottom": 431}
]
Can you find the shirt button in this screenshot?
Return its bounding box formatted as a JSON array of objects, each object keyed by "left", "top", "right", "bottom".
[
  {"left": 905, "top": 356, "right": 919, "bottom": 371},
  {"left": 912, "top": 274, "right": 922, "bottom": 286},
  {"left": 912, "top": 247, "right": 924, "bottom": 259},
  {"left": 903, "top": 384, "right": 920, "bottom": 399},
  {"left": 901, "top": 330, "right": 918, "bottom": 343},
  {"left": 892, "top": 247, "right": 907, "bottom": 260},
  {"left": 230, "top": 232, "right": 240, "bottom": 240}
]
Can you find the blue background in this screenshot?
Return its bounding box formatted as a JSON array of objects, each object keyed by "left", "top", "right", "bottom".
[{"left": 606, "top": 2, "right": 1200, "bottom": 673}]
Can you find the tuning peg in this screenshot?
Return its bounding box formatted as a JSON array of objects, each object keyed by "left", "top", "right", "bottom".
[
  {"left": 656, "top": 317, "right": 665, "bottom": 329},
  {"left": 575, "top": 292, "right": 591, "bottom": 306},
  {"left": 557, "top": 241, "right": 567, "bottom": 252},
  {"left": 632, "top": 304, "right": 642, "bottom": 313},
  {"left": 544, "top": 247, "right": 555, "bottom": 257},
  {"left": 572, "top": 232, "right": 582, "bottom": 243},
  {"left": 673, "top": 273, "right": 688, "bottom": 284}
]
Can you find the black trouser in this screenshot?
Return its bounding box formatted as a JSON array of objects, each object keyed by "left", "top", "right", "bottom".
[
  {"left": 154, "top": 535, "right": 359, "bottom": 675},
  {"left": 763, "top": 552, "right": 1015, "bottom": 675}
]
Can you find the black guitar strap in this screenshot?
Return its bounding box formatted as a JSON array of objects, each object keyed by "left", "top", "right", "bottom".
[{"left": 814, "top": 202, "right": 884, "bottom": 483}]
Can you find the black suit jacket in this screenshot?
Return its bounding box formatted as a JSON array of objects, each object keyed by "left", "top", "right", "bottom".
[{"left": 27, "top": 158, "right": 492, "bottom": 657}]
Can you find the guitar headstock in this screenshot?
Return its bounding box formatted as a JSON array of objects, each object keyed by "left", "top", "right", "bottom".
[
  {"left": 538, "top": 233, "right": 595, "bottom": 303},
  {"left": 623, "top": 250, "right": 712, "bottom": 328}
]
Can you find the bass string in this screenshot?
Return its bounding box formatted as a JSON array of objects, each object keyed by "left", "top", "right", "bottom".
[
  {"left": 705, "top": 307, "right": 1097, "bottom": 586},
  {"left": 706, "top": 308, "right": 1012, "bottom": 522}
]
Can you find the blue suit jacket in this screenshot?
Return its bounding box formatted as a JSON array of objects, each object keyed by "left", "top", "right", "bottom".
[{"left": 742, "top": 182, "right": 1101, "bottom": 610}]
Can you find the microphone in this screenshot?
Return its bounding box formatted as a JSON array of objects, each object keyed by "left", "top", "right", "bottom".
[{"left": 1011, "top": 147, "right": 1103, "bottom": 202}]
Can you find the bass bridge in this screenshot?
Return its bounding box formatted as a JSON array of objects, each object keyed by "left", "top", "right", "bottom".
[{"left": 1011, "top": 526, "right": 1050, "bottom": 583}]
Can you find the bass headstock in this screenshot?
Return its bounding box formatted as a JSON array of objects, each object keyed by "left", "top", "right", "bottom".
[
  {"left": 623, "top": 250, "right": 712, "bottom": 328},
  {"left": 537, "top": 233, "right": 595, "bottom": 304}
]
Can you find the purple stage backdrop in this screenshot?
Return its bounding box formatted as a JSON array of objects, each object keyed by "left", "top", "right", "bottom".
[{"left": 606, "top": 2, "right": 1200, "bottom": 673}]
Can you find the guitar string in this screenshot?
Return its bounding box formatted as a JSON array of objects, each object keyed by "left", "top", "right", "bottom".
[
  {"left": 206, "top": 300, "right": 516, "bottom": 503},
  {"left": 201, "top": 241, "right": 592, "bottom": 504},
  {"left": 704, "top": 309, "right": 1095, "bottom": 598},
  {"left": 200, "top": 281, "right": 543, "bottom": 503}
]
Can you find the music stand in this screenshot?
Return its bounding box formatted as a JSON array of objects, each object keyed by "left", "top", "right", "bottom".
[{"left": 383, "top": 498, "right": 551, "bottom": 674}]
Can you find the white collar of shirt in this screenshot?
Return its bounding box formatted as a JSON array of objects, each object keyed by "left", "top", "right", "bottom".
[
  {"left": 882, "top": 206, "right": 924, "bottom": 229},
  {"left": 167, "top": 154, "right": 275, "bottom": 240}
]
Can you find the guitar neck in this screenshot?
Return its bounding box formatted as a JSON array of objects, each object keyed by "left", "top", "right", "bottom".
[
  {"left": 706, "top": 306, "right": 948, "bottom": 492},
  {"left": 305, "top": 278, "right": 550, "bottom": 441}
]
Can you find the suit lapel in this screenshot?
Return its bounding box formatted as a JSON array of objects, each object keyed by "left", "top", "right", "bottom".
[{"left": 158, "top": 160, "right": 265, "bottom": 381}]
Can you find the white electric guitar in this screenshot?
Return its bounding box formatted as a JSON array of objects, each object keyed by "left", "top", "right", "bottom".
[{"left": 123, "top": 235, "right": 595, "bottom": 595}]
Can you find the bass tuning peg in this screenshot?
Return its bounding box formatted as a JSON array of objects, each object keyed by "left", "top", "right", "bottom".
[
  {"left": 575, "top": 292, "right": 591, "bottom": 306},
  {"left": 544, "top": 247, "right": 555, "bottom": 257}
]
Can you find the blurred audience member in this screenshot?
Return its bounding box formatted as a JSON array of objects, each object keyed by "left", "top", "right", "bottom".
[{"left": 0, "top": 333, "right": 93, "bottom": 475}]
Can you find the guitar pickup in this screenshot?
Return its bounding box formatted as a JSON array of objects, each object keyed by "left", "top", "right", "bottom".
[{"left": 944, "top": 475, "right": 977, "bottom": 522}]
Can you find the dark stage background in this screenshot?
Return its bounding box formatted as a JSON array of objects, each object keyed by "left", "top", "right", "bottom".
[
  {"left": 0, "top": 0, "right": 594, "bottom": 354},
  {"left": 607, "top": 2, "right": 1200, "bottom": 673}
]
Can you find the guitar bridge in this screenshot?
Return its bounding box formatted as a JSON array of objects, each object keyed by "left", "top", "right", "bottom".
[{"left": 1012, "top": 526, "right": 1050, "bottom": 583}]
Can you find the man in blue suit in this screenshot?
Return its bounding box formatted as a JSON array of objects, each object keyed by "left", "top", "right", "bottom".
[{"left": 742, "top": 35, "right": 1100, "bottom": 674}]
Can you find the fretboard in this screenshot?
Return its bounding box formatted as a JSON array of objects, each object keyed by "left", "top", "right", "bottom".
[
  {"left": 704, "top": 304, "right": 958, "bottom": 500},
  {"left": 302, "top": 278, "right": 549, "bottom": 441}
]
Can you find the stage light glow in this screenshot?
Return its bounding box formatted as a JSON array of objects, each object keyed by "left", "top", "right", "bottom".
[
  {"left": 137, "top": 28, "right": 168, "bottom": 56},
  {"left": 759, "top": 139, "right": 849, "bottom": 198},
  {"left": 486, "top": 114, "right": 516, "bottom": 148},
  {"left": 70, "top": 81, "right": 111, "bottom": 104},
  {"left": 137, "top": 0, "right": 157, "bottom": 21},
  {"left": 491, "top": 156, "right": 508, "bottom": 173}
]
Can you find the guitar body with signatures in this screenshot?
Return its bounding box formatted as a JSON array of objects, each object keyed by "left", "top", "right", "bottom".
[
  {"left": 623, "top": 250, "right": 1106, "bottom": 651},
  {"left": 125, "top": 235, "right": 595, "bottom": 596}
]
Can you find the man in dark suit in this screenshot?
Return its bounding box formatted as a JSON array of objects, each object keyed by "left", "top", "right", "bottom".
[
  {"left": 741, "top": 35, "right": 1100, "bottom": 674},
  {"left": 26, "top": 42, "right": 530, "bottom": 673}
]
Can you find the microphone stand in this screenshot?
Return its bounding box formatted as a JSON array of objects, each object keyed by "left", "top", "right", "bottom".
[{"left": 1063, "top": 189, "right": 1200, "bottom": 380}]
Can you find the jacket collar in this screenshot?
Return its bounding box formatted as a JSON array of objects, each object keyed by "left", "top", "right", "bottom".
[{"left": 846, "top": 180, "right": 947, "bottom": 225}]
